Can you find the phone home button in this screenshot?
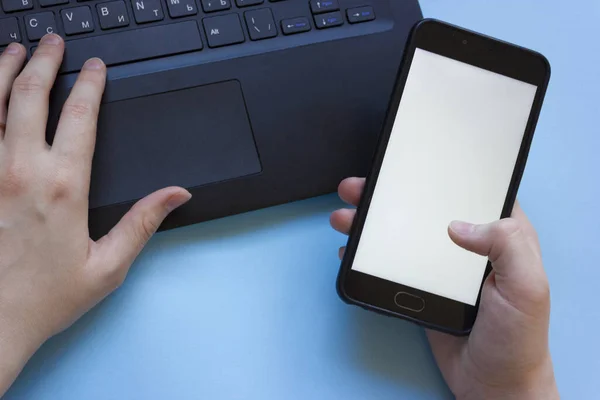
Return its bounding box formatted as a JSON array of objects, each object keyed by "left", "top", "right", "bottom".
[{"left": 394, "top": 292, "right": 425, "bottom": 312}]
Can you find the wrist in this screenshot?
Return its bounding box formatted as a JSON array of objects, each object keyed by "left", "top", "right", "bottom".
[
  {"left": 0, "top": 313, "right": 47, "bottom": 396},
  {"left": 460, "top": 355, "right": 559, "bottom": 400}
]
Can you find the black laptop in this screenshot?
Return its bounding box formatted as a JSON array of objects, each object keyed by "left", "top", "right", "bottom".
[{"left": 0, "top": 0, "right": 422, "bottom": 238}]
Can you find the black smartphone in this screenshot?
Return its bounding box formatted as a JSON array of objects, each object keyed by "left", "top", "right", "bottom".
[{"left": 336, "top": 19, "right": 550, "bottom": 336}]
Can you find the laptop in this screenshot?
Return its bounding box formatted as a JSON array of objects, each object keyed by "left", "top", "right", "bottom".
[{"left": 0, "top": 0, "right": 422, "bottom": 238}]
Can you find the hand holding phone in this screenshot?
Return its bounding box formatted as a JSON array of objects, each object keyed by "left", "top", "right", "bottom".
[
  {"left": 336, "top": 19, "right": 550, "bottom": 334},
  {"left": 332, "top": 18, "right": 558, "bottom": 399},
  {"left": 331, "top": 179, "right": 559, "bottom": 399}
]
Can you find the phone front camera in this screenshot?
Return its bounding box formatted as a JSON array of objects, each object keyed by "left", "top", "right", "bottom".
[{"left": 462, "top": 39, "right": 468, "bottom": 45}]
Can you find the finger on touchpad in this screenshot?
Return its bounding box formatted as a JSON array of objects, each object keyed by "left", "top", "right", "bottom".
[{"left": 86, "top": 80, "right": 261, "bottom": 209}]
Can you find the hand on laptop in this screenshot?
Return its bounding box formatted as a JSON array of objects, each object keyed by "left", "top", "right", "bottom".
[
  {"left": 0, "top": 35, "right": 191, "bottom": 396},
  {"left": 331, "top": 177, "right": 560, "bottom": 400}
]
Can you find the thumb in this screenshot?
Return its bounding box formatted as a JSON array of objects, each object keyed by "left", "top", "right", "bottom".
[
  {"left": 448, "top": 217, "right": 549, "bottom": 313},
  {"left": 93, "top": 187, "right": 191, "bottom": 280}
]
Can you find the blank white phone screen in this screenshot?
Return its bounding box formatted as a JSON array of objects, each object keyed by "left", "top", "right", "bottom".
[{"left": 351, "top": 48, "right": 538, "bottom": 306}]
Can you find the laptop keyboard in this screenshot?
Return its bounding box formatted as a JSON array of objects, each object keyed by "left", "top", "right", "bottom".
[{"left": 0, "top": 0, "right": 376, "bottom": 72}]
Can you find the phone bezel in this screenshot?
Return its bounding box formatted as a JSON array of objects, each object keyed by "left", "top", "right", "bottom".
[{"left": 336, "top": 18, "right": 551, "bottom": 336}]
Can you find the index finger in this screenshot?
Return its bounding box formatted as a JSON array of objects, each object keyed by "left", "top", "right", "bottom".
[
  {"left": 338, "top": 177, "right": 365, "bottom": 206},
  {"left": 51, "top": 58, "right": 106, "bottom": 186}
]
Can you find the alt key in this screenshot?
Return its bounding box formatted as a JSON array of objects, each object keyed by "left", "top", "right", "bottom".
[{"left": 281, "top": 17, "right": 310, "bottom": 35}]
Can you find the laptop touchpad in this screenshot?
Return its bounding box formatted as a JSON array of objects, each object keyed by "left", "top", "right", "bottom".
[{"left": 87, "top": 80, "right": 261, "bottom": 209}]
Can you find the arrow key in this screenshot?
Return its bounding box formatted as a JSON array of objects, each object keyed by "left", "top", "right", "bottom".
[
  {"left": 309, "top": 0, "right": 338, "bottom": 14},
  {"left": 281, "top": 17, "right": 310, "bottom": 35},
  {"left": 314, "top": 11, "right": 343, "bottom": 29},
  {"left": 347, "top": 6, "right": 375, "bottom": 24}
]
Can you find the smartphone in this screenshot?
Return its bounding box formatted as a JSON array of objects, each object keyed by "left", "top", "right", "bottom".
[{"left": 336, "top": 19, "right": 550, "bottom": 335}]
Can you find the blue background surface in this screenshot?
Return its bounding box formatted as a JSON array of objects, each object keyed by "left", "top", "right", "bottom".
[{"left": 6, "top": 1, "right": 599, "bottom": 399}]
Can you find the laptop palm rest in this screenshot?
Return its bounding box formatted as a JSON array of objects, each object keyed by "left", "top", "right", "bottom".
[{"left": 83, "top": 80, "right": 261, "bottom": 209}]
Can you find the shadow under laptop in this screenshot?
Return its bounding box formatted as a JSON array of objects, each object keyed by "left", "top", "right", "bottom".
[{"left": 152, "top": 193, "right": 346, "bottom": 248}]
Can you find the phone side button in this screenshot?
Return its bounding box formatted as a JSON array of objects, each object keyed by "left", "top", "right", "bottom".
[{"left": 394, "top": 292, "right": 425, "bottom": 312}]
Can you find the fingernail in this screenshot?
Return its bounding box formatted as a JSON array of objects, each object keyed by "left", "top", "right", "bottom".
[
  {"left": 449, "top": 220, "right": 476, "bottom": 235},
  {"left": 165, "top": 191, "right": 192, "bottom": 213},
  {"left": 4, "top": 43, "right": 21, "bottom": 55},
  {"left": 83, "top": 58, "right": 104, "bottom": 70},
  {"left": 41, "top": 34, "right": 61, "bottom": 45}
]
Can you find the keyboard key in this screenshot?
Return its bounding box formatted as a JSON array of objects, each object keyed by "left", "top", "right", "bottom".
[
  {"left": 314, "top": 11, "right": 343, "bottom": 29},
  {"left": 245, "top": 8, "right": 276, "bottom": 40},
  {"left": 236, "top": 0, "right": 262, "bottom": 6},
  {"left": 2, "top": 0, "right": 32, "bottom": 12},
  {"left": 131, "top": 0, "right": 164, "bottom": 23},
  {"left": 61, "top": 6, "right": 94, "bottom": 35},
  {"left": 165, "top": 0, "right": 197, "bottom": 18},
  {"left": 203, "top": 14, "right": 244, "bottom": 48},
  {"left": 346, "top": 6, "right": 375, "bottom": 23},
  {"left": 200, "top": 0, "right": 230, "bottom": 13},
  {"left": 39, "top": 0, "right": 68, "bottom": 7},
  {"left": 25, "top": 12, "right": 58, "bottom": 41},
  {"left": 309, "top": 0, "right": 338, "bottom": 14},
  {"left": 0, "top": 17, "right": 21, "bottom": 45},
  {"left": 61, "top": 21, "right": 202, "bottom": 73},
  {"left": 281, "top": 17, "right": 310, "bottom": 35},
  {"left": 97, "top": 1, "right": 129, "bottom": 30}
]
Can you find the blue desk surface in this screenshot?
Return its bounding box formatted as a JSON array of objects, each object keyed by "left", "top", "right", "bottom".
[{"left": 6, "top": 1, "right": 599, "bottom": 399}]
